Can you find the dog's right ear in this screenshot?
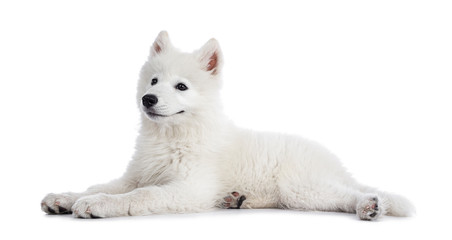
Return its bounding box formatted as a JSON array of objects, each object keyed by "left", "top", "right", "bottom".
[{"left": 150, "top": 31, "right": 171, "bottom": 57}]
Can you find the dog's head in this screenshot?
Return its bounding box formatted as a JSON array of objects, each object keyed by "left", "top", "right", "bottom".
[{"left": 137, "top": 31, "right": 223, "bottom": 125}]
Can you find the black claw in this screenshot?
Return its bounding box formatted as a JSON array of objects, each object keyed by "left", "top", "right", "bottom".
[
  {"left": 237, "top": 195, "right": 246, "bottom": 208},
  {"left": 369, "top": 212, "right": 377, "bottom": 218},
  {"left": 58, "top": 206, "right": 69, "bottom": 213},
  {"left": 47, "top": 207, "right": 56, "bottom": 214}
]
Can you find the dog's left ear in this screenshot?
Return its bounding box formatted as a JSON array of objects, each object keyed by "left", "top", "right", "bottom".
[{"left": 196, "top": 38, "right": 223, "bottom": 76}]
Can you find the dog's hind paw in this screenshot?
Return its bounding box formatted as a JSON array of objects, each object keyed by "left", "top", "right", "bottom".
[
  {"left": 220, "top": 192, "right": 246, "bottom": 209},
  {"left": 356, "top": 195, "right": 382, "bottom": 221}
]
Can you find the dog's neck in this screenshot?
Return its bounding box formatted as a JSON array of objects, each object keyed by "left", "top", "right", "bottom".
[{"left": 138, "top": 110, "right": 230, "bottom": 143}]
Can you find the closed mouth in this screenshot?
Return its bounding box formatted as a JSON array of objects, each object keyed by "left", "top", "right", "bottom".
[{"left": 145, "top": 110, "right": 185, "bottom": 118}]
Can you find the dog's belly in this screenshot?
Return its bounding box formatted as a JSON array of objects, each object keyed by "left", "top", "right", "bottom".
[
  {"left": 218, "top": 132, "right": 285, "bottom": 208},
  {"left": 220, "top": 128, "right": 350, "bottom": 209}
]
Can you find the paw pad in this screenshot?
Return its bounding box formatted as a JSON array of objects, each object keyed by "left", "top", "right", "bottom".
[
  {"left": 357, "top": 195, "right": 381, "bottom": 221},
  {"left": 221, "top": 192, "right": 246, "bottom": 209}
]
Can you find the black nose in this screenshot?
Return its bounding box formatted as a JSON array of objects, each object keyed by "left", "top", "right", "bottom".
[{"left": 142, "top": 94, "right": 158, "bottom": 108}]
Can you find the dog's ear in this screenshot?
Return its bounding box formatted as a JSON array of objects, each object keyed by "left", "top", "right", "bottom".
[
  {"left": 150, "top": 31, "right": 171, "bottom": 57},
  {"left": 196, "top": 38, "right": 223, "bottom": 76}
]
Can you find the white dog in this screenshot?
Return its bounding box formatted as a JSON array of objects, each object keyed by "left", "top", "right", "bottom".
[{"left": 41, "top": 31, "right": 414, "bottom": 220}]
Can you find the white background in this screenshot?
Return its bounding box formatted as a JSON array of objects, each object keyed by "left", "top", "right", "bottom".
[{"left": 0, "top": 0, "right": 451, "bottom": 239}]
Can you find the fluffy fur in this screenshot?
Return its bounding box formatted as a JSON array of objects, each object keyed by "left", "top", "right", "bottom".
[{"left": 41, "top": 31, "right": 414, "bottom": 220}]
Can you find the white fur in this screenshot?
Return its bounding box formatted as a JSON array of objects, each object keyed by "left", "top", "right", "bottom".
[{"left": 41, "top": 31, "right": 415, "bottom": 220}]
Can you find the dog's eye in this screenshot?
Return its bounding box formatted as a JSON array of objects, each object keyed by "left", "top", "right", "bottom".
[
  {"left": 151, "top": 78, "right": 158, "bottom": 85},
  {"left": 175, "top": 83, "right": 188, "bottom": 91}
]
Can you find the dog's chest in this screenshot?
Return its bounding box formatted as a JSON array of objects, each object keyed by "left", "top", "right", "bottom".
[{"left": 131, "top": 140, "right": 203, "bottom": 187}]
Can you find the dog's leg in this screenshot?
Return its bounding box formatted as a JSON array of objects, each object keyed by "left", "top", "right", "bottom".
[
  {"left": 41, "top": 177, "right": 136, "bottom": 215},
  {"left": 278, "top": 182, "right": 384, "bottom": 221},
  {"left": 71, "top": 183, "right": 216, "bottom": 218}
]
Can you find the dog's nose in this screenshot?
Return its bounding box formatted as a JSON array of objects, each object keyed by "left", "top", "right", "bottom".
[{"left": 142, "top": 94, "right": 158, "bottom": 108}]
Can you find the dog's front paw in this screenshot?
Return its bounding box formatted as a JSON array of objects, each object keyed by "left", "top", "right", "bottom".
[
  {"left": 41, "top": 193, "right": 78, "bottom": 214},
  {"left": 356, "top": 195, "right": 382, "bottom": 221},
  {"left": 72, "top": 194, "right": 126, "bottom": 219},
  {"left": 220, "top": 192, "right": 246, "bottom": 209}
]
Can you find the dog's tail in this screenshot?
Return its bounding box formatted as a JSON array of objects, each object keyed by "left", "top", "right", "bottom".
[{"left": 378, "top": 191, "right": 416, "bottom": 217}]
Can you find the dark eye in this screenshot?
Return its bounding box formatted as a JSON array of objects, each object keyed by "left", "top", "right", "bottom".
[
  {"left": 151, "top": 78, "right": 158, "bottom": 85},
  {"left": 175, "top": 83, "right": 188, "bottom": 91}
]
